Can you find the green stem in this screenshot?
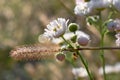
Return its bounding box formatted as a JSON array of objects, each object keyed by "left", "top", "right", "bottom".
[
  {"left": 99, "top": 12, "right": 116, "bottom": 80},
  {"left": 61, "top": 36, "right": 78, "bottom": 67},
  {"left": 99, "top": 12, "right": 106, "bottom": 80},
  {"left": 76, "top": 51, "right": 93, "bottom": 80},
  {"left": 61, "top": 36, "right": 93, "bottom": 80},
  {"left": 100, "top": 34, "right": 106, "bottom": 80},
  {"left": 61, "top": 36, "right": 74, "bottom": 48},
  {"left": 100, "top": 12, "right": 114, "bottom": 80}
]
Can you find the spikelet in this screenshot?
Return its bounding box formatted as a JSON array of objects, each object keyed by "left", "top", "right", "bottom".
[{"left": 10, "top": 43, "right": 60, "bottom": 61}]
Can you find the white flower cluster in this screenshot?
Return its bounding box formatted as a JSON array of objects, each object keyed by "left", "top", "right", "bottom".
[
  {"left": 52, "top": 31, "right": 90, "bottom": 45},
  {"left": 43, "top": 18, "right": 90, "bottom": 46},
  {"left": 74, "top": 2, "right": 94, "bottom": 16},
  {"left": 74, "top": 0, "right": 120, "bottom": 16},
  {"left": 42, "top": 18, "right": 90, "bottom": 62}
]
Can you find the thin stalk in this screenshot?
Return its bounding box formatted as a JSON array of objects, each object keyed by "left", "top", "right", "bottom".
[
  {"left": 61, "top": 36, "right": 93, "bottom": 80},
  {"left": 100, "top": 34, "right": 106, "bottom": 80},
  {"left": 99, "top": 12, "right": 106, "bottom": 80},
  {"left": 62, "top": 47, "right": 120, "bottom": 51},
  {"left": 76, "top": 51, "right": 93, "bottom": 80},
  {"left": 61, "top": 36, "right": 74, "bottom": 48}
]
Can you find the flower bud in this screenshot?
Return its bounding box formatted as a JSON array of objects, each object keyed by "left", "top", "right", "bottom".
[
  {"left": 68, "top": 23, "right": 78, "bottom": 32},
  {"left": 77, "top": 36, "right": 89, "bottom": 46},
  {"left": 56, "top": 53, "right": 65, "bottom": 61},
  {"left": 107, "top": 20, "right": 116, "bottom": 32}
]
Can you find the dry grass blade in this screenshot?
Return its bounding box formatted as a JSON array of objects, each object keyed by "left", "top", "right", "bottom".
[{"left": 10, "top": 43, "right": 60, "bottom": 61}]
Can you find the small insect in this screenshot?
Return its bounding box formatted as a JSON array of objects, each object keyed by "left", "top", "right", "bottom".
[{"left": 72, "top": 53, "right": 79, "bottom": 61}]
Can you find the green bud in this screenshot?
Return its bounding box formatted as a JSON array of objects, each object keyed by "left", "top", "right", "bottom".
[
  {"left": 67, "top": 44, "right": 73, "bottom": 48},
  {"left": 68, "top": 23, "right": 78, "bottom": 32},
  {"left": 86, "top": 16, "right": 99, "bottom": 25}
]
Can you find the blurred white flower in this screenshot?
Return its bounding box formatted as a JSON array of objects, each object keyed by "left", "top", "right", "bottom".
[
  {"left": 52, "top": 31, "right": 90, "bottom": 45},
  {"left": 52, "top": 32, "right": 75, "bottom": 44},
  {"left": 99, "top": 63, "right": 120, "bottom": 74},
  {"left": 74, "top": 2, "right": 94, "bottom": 16},
  {"left": 112, "top": 0, "right": 120, "bottom": 12},
  {"left": 72, "top": 67, "right": 88, "bottom": 78},
  {"left": 115, "top": 32, "right": 120, "bottom": 46},
  {"left": 74, "top": 0, "right": 112, "bottom": 16},
  {"left": 38, "top": 34, "right": 50, "bottom": 43},
  {"left": 43, "top": 18, "right": 69, "bottom": 39},
  {"left": 75, "top": 31, "right": 90, "bottom": 39},
  {"left": 114, "top": 63, "right": 120, "bottom": 73},
  {"left": 99, "top": 65, "right": 114, "bottom": 75},
  {"left": 90, "top": 0, "right": 111, "bottom": 10}
]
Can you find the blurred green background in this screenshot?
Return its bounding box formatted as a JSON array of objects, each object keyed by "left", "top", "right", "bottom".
[{"left": 0, "top": 0, "right": 120, "bottom": 80}]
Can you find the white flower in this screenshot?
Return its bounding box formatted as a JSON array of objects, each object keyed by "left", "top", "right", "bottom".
[
  {"left": 99, "top": 65, "right": 114, "bottom": 75},
  {"left": 112, "top": 0, "right": 120, "bottom": 12},
  {"left": 90, "top": 0, "right": 111, "bottom": 10},
  {"left": 74, "top": 0, "right": 111, "bottom": 16},
  {"left": 99, "top": 63, "right": 120, "bottom": 74},
  {"left": 72, "top": 67, "right": 88, "bottom": 78},
  {"left": 74, "top": 2, "right": 94, "bottom": 16},
  {"left": 44, "top": 18, "right": 69, "bottom": 39},
  {"left": 114, "top": 63, "right": 120, "bottom": 73}
]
